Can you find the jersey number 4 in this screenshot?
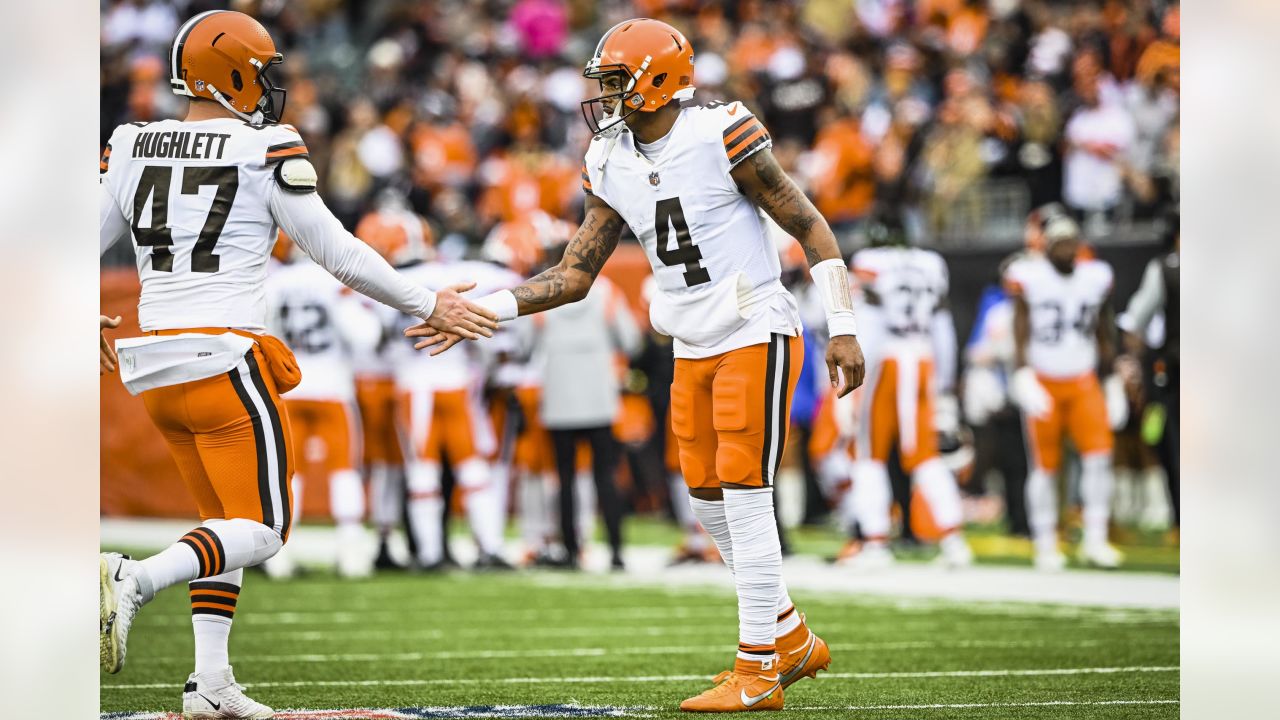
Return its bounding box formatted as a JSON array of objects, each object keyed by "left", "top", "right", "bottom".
[
  {"left": 132, "top": 165, "right": 239, "bottom": 273},
  {"left": 654, "top": 197, "right": 710, "bottom": 287}
]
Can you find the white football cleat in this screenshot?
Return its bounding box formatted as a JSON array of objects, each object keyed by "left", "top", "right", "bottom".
[
  {"left": 1034, "top": 550, "right": 1068, "bottom": 572},
  {"left": 937, "top": 533, "right": 974, "bottom": 569},
  {"left": 839, "top": 542, "right": 896, "bottom": 572},
  {"left": 183, "top": 666, "right": 274, "bottom": 719},
  {"left": 100, "top": 552, "right": 147, "bottom": 674},
  {"left": 1078, "top": 541, "right": 1124, "bottom": 569}
]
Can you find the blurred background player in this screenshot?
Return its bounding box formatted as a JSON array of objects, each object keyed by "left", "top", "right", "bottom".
[
  {"left": 97, "top": 10, "right": 496, "bottom": 718},
  {"left": 265, "top": 231, "right": 381, "bottom": 579},
  {"left": 847, "top": 219, "right": 973, "bottom": 570},
  {"left": 353, "top": 189, "right": 435, "bottom": 569},
  {"left": 1118, "top": 206, "right": 1179, "bottom": 533},
  {"left": 526, "top": 270, "right": 640, "bottom": 570},
  {"left": 1007, "top": 216, "right": 1127, "bottom": 570},
  {"left": 389, "top": 252, "right": 519, "bottom": 570}
]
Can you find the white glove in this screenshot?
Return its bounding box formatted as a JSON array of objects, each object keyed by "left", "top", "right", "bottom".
[
  {"left": 832, "top": 389, "right": 860, "bottom": 441},
  {"left": 961, "top": 367, "right": 1005, "bottom": 426},
  {"left": 934, "top": 393, "right": 960, "bottom": 435},
  {"left": 1103, "top": 374, "right": 1129, "bottom": 430},
  {"left": 1010, "top": 366, "right": 1053, "bottom": 420}
]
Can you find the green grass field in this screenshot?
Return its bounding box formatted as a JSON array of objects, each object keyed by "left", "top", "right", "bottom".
[{"left": 100, "top": 559, "right": 1179, "bottom": 719}]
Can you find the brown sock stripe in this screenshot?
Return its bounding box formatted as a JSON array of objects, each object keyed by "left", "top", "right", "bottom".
[
  {"left": 189, "top": 527, "right": 225, "bottom": 576},
  {"left": 738, "top": 643, "right": 777, "bottom": 655},
  {"left": 778, "top": 605, "right": 796, "bottom": 622},
  {"left": 190, "top": 601, "right": 236, "bottom": 619},
  {"left": 179, "top": 533, "right": 211, "bottom": 577}
]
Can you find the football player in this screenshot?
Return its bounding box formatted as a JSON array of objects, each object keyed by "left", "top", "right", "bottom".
[
  {"left": 387, "top": 256, "right": 521, "bottom": 570},
  {"left": 265, "top": 233, "right": 380, "bottom": 579},
  {"left": 1006, "top": 216, "right": 1126, "bottom": 570},
  {"left": 848, "top": 221, "right": 973, "bottom": 569},
  {"left": 98, "top": 11, "right": 495, "bottom": 717},
  {"left": 407, "top": 19, "right": 863, "bottom": 712}
]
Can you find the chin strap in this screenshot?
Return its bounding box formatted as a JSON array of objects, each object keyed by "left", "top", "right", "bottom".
[{"left": 208, "top": 84, "right": 256, "bottom": 123}]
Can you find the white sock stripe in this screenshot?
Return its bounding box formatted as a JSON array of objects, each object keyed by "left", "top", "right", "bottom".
[
  {"left": 771, "top": 334, "right": 790, "bottom": 479},
  {"left": 235, "top": 358, "right": 285, "bottom": 537}
]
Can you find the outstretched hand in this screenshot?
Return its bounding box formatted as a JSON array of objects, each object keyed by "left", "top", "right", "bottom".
[
  {"left": 826, "top": 335, "right": 866, "bottom": 398},
  {"left": 406, "top": 282, "right": 500, "bottom": 356},
  {"left": 100, "top": 315, "right": 122, "bottom": 375}
]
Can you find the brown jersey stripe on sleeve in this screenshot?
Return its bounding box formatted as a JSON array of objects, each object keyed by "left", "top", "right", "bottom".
[
  {"left": 100, "top": 144, "right": 112, "bottom": 173},
  {"left": 722, "top": 115, "right": 755, "bottom": 143},
  {"left": 723, "top": 120, "right": 763, "bottom": 152},
  {"left": 265, "top": 145, "right": 310, "bottom": 164},
  {"left": 727, "top": 129, "right": 771, "bottom": 166}
]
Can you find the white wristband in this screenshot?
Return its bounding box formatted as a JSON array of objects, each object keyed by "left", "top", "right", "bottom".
[
  {"left": 475, "top": 289, "right": 519, "bottom": 322},
  {"left": 810, "top": 258, "right": 858, "bottom": 337}
]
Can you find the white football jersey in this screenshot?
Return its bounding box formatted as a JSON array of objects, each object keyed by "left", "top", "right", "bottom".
[
  {"left": 266, "top": 259, "right": 377, "bottom": 402},
  {"left": 852, "top": 246, "right": 949, "bottom": 346},
  {"left": 101, "top": 117, "right": 310, "bottom": 333},
  {"left": 583, "top": 100, "right": 801, "bottom": 359},
  {"left": 1005, "top": 255, "right": 1113, "bottom": 379},
  {"left": 384, "top": 260, "right": 522, "bottom": 392}
]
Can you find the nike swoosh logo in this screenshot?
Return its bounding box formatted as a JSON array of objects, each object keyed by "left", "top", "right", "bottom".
[
  {"left": 727, "top": 106, "right": 738, "bottom": 115},
  {"left": 114, "top": 565, "right": 126, "bottom": 583},
  {"left": 740, "top": 681, "right": 780, "bottom": 707},
  {"left": 779, "top": 638, "right": 816, "bottom": 685},
  {"left": 198, "top": 693, "right": 220, "bottom": 710}
]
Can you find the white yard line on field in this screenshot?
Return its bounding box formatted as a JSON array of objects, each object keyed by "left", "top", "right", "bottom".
[
  {"left": 102, "top": 665, "right": 1178, "bottom": 690},
  {"left": 789, "top": 699, "right": 1179, "bottom": 712},
  {"left": 130, "top": 639, "right": 1107, "bottom": 665}
]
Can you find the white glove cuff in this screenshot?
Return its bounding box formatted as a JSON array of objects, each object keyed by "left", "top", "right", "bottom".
[
  {"left": 811, "top": 258, "right": 858, "bottom": 337},
  {"left": 475, "top": 289, "right": 519, "bottom": 322}
]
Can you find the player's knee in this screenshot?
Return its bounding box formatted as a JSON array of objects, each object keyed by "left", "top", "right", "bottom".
[
  {"left": 679, "top": 450, "right": 711, "bottom": 488},
  {"left": 406, "top": 460, "right": 441, "bottom": 494},
  {"left": 203, "top": 517, "right": 284, "bottom": 565},
  {"left": 456, "top": 458, "right": 489, "bottom": 490},
  {"left": 715, "top": 442, "right": 759, "bottom": 487}
]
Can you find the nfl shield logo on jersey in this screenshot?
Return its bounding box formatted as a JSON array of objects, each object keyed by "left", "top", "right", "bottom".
[{"left": 649, "top": 171, "right": 660, "bottom": 186}]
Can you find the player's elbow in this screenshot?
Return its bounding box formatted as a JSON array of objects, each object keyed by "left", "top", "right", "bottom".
[{"left": 563, "top": 267, "right": 594, "bottom": 304}]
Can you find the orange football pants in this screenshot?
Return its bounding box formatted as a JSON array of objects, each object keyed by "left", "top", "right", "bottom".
[
  {"left": 861, "top": 356, "right": 940, "bottom": 472},
  {"left": 670, "top": 333, "right": 803, "bottom": 489},
  {"left": 141, "top": 344, "right": 295, "bottom": 540},
  {"left": 1024, "top": 372, "right": 1114, "bottom": 472},
  {"left": 355, "top": 376, "right": 403, "bottom": 466},
  {"left": 286, "top": 398, "right": 358, "bottom": 478},
  {"left": 399, "top": 388, "right": 486, "bottom": 463}
]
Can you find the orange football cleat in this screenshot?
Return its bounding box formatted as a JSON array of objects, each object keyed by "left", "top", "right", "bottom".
[
  {"left": 775, "top": 615, "right": 832, "bottom": 688},
  {"left": 680, "top": 655, "right": 784, "bottom": 712}
]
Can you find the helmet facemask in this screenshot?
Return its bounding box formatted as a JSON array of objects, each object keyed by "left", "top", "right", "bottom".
[
  {"left": 581, "top": 58, "right": 650, "bottom": 139},
  {"left": 253, "top": 54, "right": 287, "bottom": 124}
]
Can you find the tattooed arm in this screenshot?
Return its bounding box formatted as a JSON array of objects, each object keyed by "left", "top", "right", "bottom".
[
  {"left": 510, "top": 193, "right": 625, "bottom": 315},
  {"left": 731, "top": 148, "right": 866, "bottom": 395},
  {"left": 404, "top": 194, "right": 625, "bottom": 353},
  {"left": 730, "top": 148, "right": 841, "bottom": 268}
]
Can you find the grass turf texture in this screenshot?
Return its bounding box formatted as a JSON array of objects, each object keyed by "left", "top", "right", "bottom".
[{"left": 101, "top": 568, "right": 1178, "bottom": 719}]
